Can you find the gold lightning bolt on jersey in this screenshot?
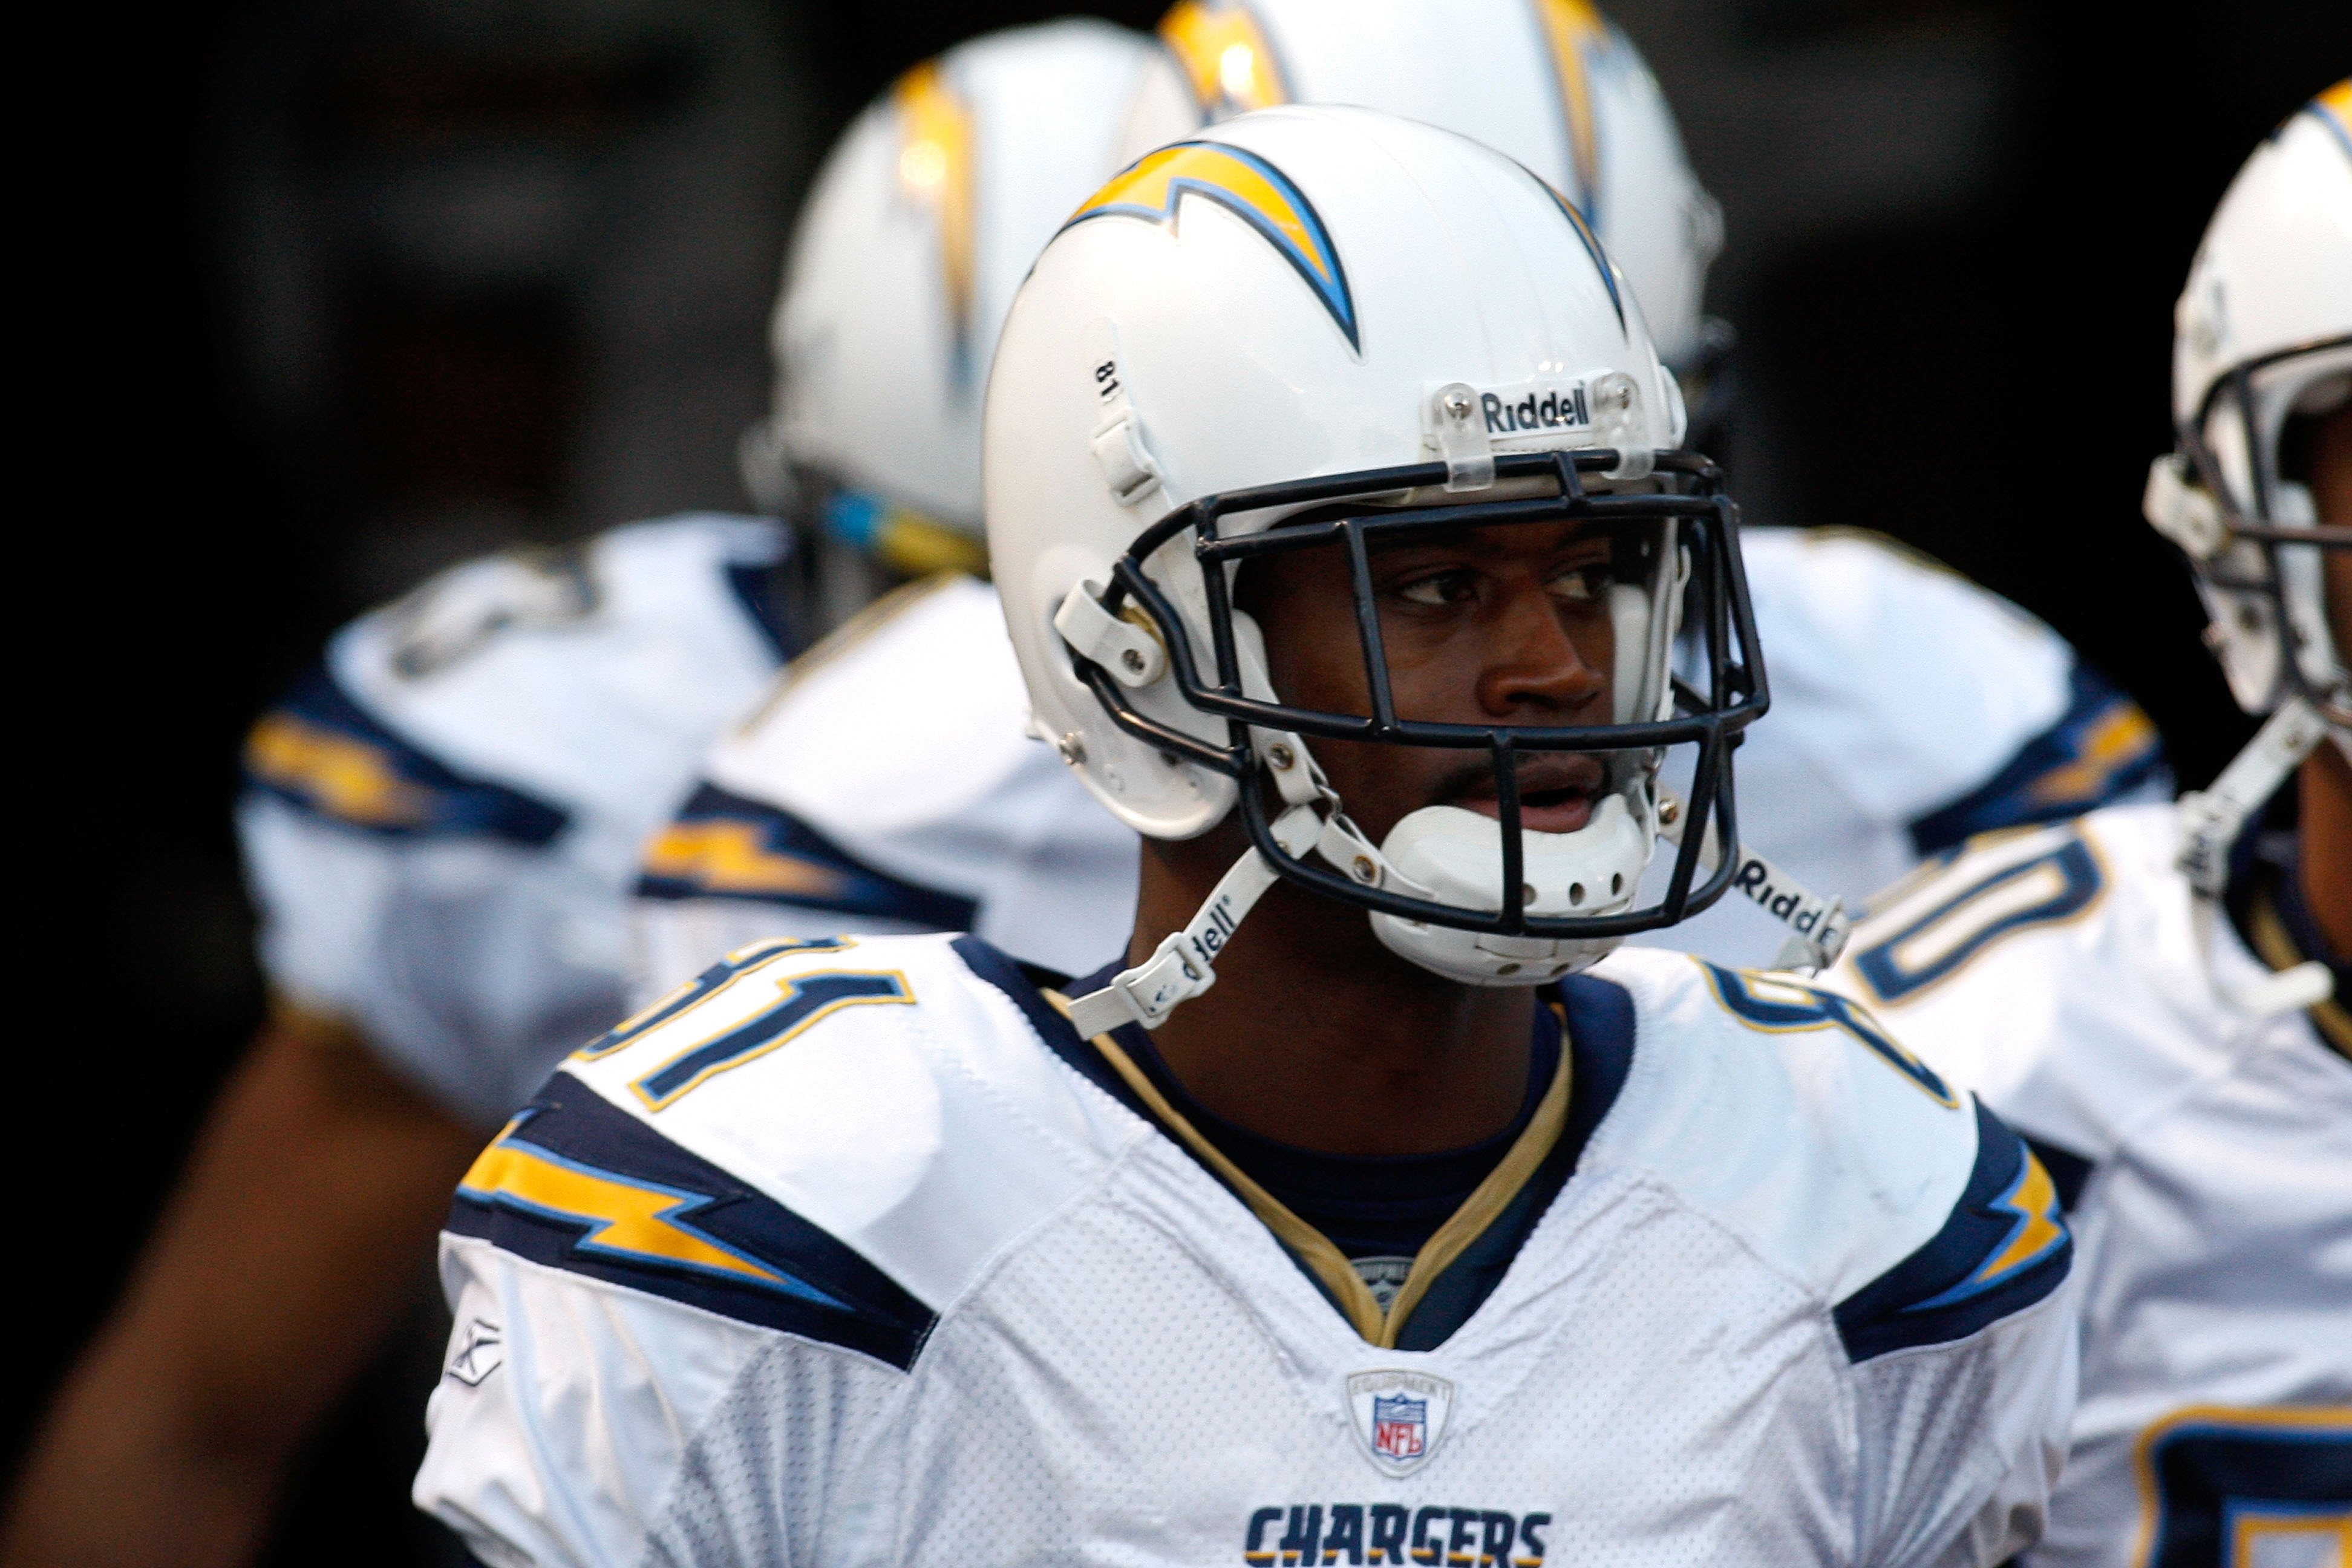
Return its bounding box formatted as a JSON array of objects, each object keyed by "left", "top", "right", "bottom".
[
  {"left": 417, "top": 932, "right": 2076, "bottom": 1564},
  {"left": 1824, "top": 802, "right": 2352, "bottom": 1567}
]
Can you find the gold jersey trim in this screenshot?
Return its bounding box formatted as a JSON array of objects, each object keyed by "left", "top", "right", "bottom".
[
  {"left": 2244, "top": 886, "right": 2352, "bottom": 1060},
  {"left": 1048, "top": 991, "right": 1571, "bottom": 1347}
]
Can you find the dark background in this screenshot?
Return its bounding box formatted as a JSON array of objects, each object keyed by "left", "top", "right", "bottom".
[{"left": 12, "top": 0, "right": 2345, "bottom": 1561}]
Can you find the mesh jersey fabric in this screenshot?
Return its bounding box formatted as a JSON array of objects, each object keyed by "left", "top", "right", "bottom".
[
  {"left": 1823, "top": 801, "right": 2352, "bottom": 1568},
  {"left": 417, "top": 933, "right": 2075, "bottom": 1566}
]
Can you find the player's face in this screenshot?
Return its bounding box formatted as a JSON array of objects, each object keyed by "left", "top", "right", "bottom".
[
  {"left": 1241, "top": 517, "right": 1617, "bottom": 843},
  {"left": 2314, "top": 402, "right": 2352, "bottom": 659}
]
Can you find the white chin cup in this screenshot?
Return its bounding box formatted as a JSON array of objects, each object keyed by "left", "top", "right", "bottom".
[{"left": 1368, "top": 793, "right": 1651, "bottom": 985}]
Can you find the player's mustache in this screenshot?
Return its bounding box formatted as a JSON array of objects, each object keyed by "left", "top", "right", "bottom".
[{"left": 1432, "top": 751, "right": 1606, "bottom": 808}]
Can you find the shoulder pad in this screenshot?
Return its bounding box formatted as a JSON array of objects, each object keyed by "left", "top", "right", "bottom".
[
  {"left": 492, "top": 933, "right": 1141, "bottom": 1342},
  {"left": 709, "top": 575, "right": 1040, "bottom": 831},
  {"left": 1586, "top": 948, "right": 2068, "bottom": 1349},
  {"left": 1826, "top": 803, "right": 2252, "bottom": 1168},
  {"left": 318, "top": 517, "right": 788, "bottom": 824},
  {"left": 636, "top": 782, "right": 979, "bottom": 927},
  {"left": 1906, "top": 661, "right": 2167, "bottom": 854},
  {"left": 1734, "top": 528, "right": 2083, "bottom": 825},
  {"left": 244, "top": 665, "right": 568, "bottom": 843}
]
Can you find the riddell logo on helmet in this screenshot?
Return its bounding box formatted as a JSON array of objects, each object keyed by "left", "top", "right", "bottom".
[{"left": 1471, "top": 379, "right": 1591, "bottom": 440}]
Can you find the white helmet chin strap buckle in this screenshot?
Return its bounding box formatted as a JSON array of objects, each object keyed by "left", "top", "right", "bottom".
[
  {"left": 2177, "top": 698, "right": 2328, "bottom": 897},
  {"left": 2174, "top": 697, "right": 2337, "bottom": 1018},
  {"left": 1064, "top": 799, "right": 1322, "bottom": 1037}
]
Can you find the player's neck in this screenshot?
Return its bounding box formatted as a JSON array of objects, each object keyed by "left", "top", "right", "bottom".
[
  {"left": 2298, "top": 739, "right": 2352, "bottom": 962},
  {"left": 1126, "top": 834, "right": 1538, "bottom": 1158}
]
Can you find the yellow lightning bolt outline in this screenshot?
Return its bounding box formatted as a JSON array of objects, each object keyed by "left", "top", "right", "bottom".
[
  {"left": 1973, "top": 1150, "right": 2066, "bottom": 1286},
  {"left": 459, "top": 1127, "right": 843, "bottom": 1305},
  {"left": 639, "top": 820, "right": 852, "bottom": 899},
  {"left": 1534, "top": 0, "right": 1608, "bottom": 216},
  {"left": 1158, "top": 0, "right": 1288, "bottom": 114},
  {"left": 2027, "top": 702, "right": 2160, "bottom": 808},
  {"left": 245, "top": 713, "right": 433, "bottom": 828}
]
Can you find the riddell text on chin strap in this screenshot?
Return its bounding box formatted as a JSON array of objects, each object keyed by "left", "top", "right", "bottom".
[{"left": 1653, "top": 790, "right": 1850, "bottom": 974}]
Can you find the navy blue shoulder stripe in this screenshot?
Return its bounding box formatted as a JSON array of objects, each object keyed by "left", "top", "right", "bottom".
[
  {"left": 243, "top": 665, "right": 570, "bottom": 845},
  {"left": 448, "top": 1071, "right": 935, "bottom": 1369},
  {"left": 1835, "top": 1100, "right": 2073, "bottom": 1362},
  {"left": 636, "top": 782, "right": 979, "bottom": 930},
  {"left": 2021, "top": 1133, "right": 2094, "bottom": 1214},
  {"left": 1908, "top": 661, "right": 2168, "bottom": 855}
]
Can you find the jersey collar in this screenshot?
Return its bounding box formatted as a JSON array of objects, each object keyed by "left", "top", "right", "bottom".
[{"left": 950, "top": 935, "right": 1636, "bottom": 1349}]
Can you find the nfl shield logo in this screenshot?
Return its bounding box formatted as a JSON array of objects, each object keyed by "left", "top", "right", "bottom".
[
  {"left": 1371, "top": 1394, "right": 1426, "bottom": 1460},
  {"left": 1346, "top": 1371, "right": 1454, "bottom": 1477}
]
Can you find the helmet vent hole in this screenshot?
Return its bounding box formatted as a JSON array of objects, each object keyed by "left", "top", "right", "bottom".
[
  {"left": 1569, "top": 881, "right": 1586, "bottom": 906},
  {"left": 1496, "top": 962, "right": 1521, "bottom": 976},
  {"left": 1610, "top": 873, "right": 1624, "bottom": 895}
]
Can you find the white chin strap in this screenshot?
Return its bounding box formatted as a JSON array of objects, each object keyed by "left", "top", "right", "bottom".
[
  {"left": 2175, "top": 697, "right": 2338, "bottom": 1018},
  {"left": 1063, "top": 755, "right": 1858, "bottom": 1038},
  {"left": 1065, "top": 726, "right": 1381, "bottom": 1037},
  {"left": 1651, "top": 791, "right": 1853, "bottom": 973}
]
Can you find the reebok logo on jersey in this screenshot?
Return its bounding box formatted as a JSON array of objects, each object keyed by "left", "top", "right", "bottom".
[
  {"left": 1243, "top": 1503, "right": 1552, "bottom": 1566},
  {"left": 445, "top": 1317, "right": 504, "bottom": 1387}
]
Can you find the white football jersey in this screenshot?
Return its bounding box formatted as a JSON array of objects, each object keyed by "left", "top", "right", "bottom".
[
  {"left": 416, "top": 934, "right": 2075, "bottom": 1567},
  {"left": 630, "top": 572, "right": 1138, "bottom": 992},
  {"left": 238, "top": 515, "right": 792, "bottom": 1125},
  {"left": 1822, "top": 802, "right": 2352, "bottom": 1568},
  {"left": 1644, "top": 528, "right": 2169, "bottom": 967},
  {"left": 629, "top": 529, "right": 2164, "bottom": 994}
]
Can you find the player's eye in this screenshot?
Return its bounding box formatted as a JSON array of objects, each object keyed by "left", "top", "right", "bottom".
[
  {"left": 1395, "top": 569, "right": 1478, "bottom": 607},
  {"left": 1546, "top": 562, "right": 1612, "bottom": 603}
]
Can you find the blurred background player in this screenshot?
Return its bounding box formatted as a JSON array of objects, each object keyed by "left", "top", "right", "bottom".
[
  {"left": 5, "top": 485, "right": 794, "bottom": 1568},
  {"left": 1825, "top": 81, "right": 2351, "bottom": 1568},
  {"left": 632, "top": 0, "right": 2167, "bottom": 996},
  {"left": 0, "top": 24, "right": 1152, "bottom": 1568},
  {"left": 418, "top": 106, "right": 2074, "bottom": 1565},
  {"left": 630, "top": 21, "right": 1164, "bottom": 987}
]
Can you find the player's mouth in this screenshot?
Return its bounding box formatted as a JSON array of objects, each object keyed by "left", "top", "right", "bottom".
[{"left": 1442, "top": 753, "right": 1606, "bottom": 835}]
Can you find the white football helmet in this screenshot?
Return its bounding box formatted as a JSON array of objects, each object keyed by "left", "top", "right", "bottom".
[
  {"left": 739, "top": 20, "right": 1154, "bottom": 583},
  {"left": 1120, "top": 0, "right": 1723, "bottom": 376},
  {"left": 2146, "top": 81, "right": 2351, "bottom": 1008},
  {"left": 2146, "top": 80, "right": 2352, "bottom": 740},
  {"left": 987, "top": 108, "right": 1768, "bottom": 1033}
]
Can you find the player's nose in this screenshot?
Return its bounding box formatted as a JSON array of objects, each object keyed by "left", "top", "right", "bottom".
[{"left": 1473, "top": 580, "right": 1609, "bottom": 720}]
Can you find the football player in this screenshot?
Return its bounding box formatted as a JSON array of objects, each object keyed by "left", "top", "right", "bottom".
[
  {"left": 633, "top": 20, "right": 1152, "bottom": 987},
  {"left": 632, "top": 0, "right": 2166, "bottom": 993},
  {"left": 1823, "top": 82, "right": 2351, "bottom": 1567},
  {"left": 419, "top": 107, "right": 2074, "bottom": 1566},
  {"left": 0, "top": 23, "right": 1154, "bottom": 1568}
]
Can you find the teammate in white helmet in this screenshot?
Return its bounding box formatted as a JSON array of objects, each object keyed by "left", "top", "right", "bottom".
[
  {"left": 2, "top": 512, "right": 795, "bottom": 1567},
  {"left": 420, "top": 107, "right": 2074, "bottom": 1567},
  {"left": 631, "top": 21, "right": 1150, "bottom": 991},
  {"left": 1822, "top": 81, "right": 2352, "bottom": 1568},
  {"left": 633, "top": 0, "right": 2164, "bottom": 993}
]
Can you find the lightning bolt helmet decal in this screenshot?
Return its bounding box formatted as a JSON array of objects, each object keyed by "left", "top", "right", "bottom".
[{"left": 1063, "top": 140, "right": 1358, "bottom": 349}]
